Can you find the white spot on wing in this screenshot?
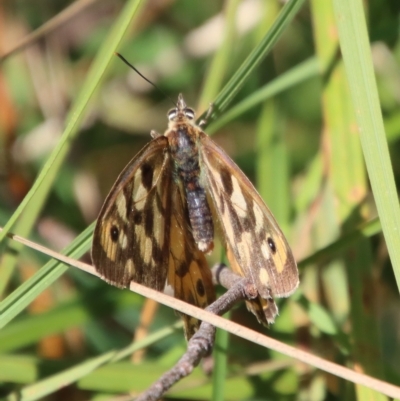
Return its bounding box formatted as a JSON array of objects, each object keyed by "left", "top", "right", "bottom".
[
  {"left": 133, "top": 173, "right": 149, "bottom": 211},
  {"left": 236, "top": 231, "right": 253, "bottom": 274},
  {"left": 142, "top": 236, "right": 153, "bottom": 264},
  {"left": 152, "top": 199, "right": 163, "bottom": 248},
  {"left": 116, "top": 194, "right": 128, "bottom": 222},
  {"left": 134, "top": 224, "right": 142, "bottom": 240},
  {"left": 253, "top": 202, "right": 265, "bottom": 234},
  {"left": 126, "top": 259, "right": 135, "bottom": 276},
  {"left": 261, "top": 242, "right": 270, "bottom": 259},
  {"left": 119, "top": 231, "right": 128, "bottom": 249},
  {"left": 231, "top": 176, "right": 247, "bottom": 217},
  {"left": 258, "top": 268, "right": 270, "bottom": 286}
]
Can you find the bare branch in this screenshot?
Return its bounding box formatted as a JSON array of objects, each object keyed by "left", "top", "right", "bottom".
[{"left": 136, "top": 267, "right": 252, "bottom": 401}]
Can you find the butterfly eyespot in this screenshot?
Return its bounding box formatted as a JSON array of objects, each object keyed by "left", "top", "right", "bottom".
[
  {"left": 110, "top": 226, "right": 119, "bottom": 242},
  {"left": 196, "top": 279, "right": 205, "bottom": 297},
  {"left": 184, "top": 108, "right": 195, "bottom": 120},
  {"left": 267, "top": 237, "right": 277, "bottom": 254}
]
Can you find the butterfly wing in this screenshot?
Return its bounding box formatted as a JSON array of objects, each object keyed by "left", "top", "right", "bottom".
[
  {"left": 166, "top": 181, "right": 215, "bottom": 339},
  {"left": 92, "top": 136, "right": 172, "bottom": 291},
  {"left": 199, "top": 132, "right": 298, "bottom": 323}
]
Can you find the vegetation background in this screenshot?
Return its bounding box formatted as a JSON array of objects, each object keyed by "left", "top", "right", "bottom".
[{"left": 0, "top": 0, "right": 400, "bottom": 400}]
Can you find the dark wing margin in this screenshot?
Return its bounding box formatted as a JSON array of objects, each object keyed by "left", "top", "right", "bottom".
[
  {"left": 199, "top": 132, "right": 298, "bottom": 323},
  {"left": 166, "top": 181, "right": 215, "bottom": 339},
  {"left": 92, "top": 136, "right": 172, "bottom": 291}
]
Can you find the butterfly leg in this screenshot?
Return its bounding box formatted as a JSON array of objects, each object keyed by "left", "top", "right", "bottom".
[{"left": 198, "top": 103, "right": 214, "bottom": 127}]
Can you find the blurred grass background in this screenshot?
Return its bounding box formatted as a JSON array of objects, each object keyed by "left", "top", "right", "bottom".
[{"left": 0, "top": 0, "right": 400, "bottom": 400}]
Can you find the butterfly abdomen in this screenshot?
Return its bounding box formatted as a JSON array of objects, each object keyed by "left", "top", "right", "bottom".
[{"left": 168, "top": 125, "right": 214, "bottom": 253}]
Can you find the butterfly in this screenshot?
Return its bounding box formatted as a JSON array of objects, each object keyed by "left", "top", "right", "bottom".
[{"left": 91, "top": 94, "right": 299, "bottom": 339}]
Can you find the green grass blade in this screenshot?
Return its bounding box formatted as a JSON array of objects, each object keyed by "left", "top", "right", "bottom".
[
  {"left": 211, "top": 320, "right": 230, "bottom": 401},
  {"left": 333, "top": 0, "right": 400, "bottom": 292},
  {"left": 312, "top": 3, "right": 386, "bottom": 398},
  {"left": 208, "top": 57, "right": 319, "bottom": 134}
]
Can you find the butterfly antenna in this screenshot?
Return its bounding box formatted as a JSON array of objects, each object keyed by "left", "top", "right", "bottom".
[{"left": 115, "top": 52, "right": 176, "bottom": 106}]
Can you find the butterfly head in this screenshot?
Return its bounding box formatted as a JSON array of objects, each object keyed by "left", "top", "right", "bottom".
[{"left": 167, "top": 94, "right": 196, "bottom": 123}]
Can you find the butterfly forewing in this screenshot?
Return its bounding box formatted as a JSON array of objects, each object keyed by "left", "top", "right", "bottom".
[
  {"left": 199, "top": 132, "right": 298, "bottom": 312},
  {"left": 92, "top": 136, "right": 172, "bottom": 290}
]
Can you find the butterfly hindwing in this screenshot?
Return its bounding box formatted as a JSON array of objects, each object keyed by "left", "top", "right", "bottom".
[{"left": 167, "top": 182, "right": 215, "bottom": 338}]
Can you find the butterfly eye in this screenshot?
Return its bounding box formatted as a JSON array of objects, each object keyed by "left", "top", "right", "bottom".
[
  {"left": 168, "top": 109, "right": 178, "bottom": 120},
  {"left": 184, "top": 108, "right": 195, "bottom": 120}
]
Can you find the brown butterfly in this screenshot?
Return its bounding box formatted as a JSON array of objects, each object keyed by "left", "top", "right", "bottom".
[{"left": 91, "top": 94, "right": 299, "bottom": 339}]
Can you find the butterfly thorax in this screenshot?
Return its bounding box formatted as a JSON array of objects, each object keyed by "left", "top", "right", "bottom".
[{"left": 165, "top": 95, "right": 214, "bottom": 253}]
